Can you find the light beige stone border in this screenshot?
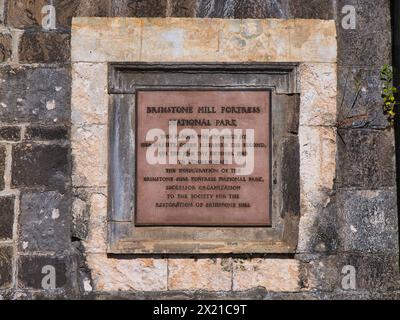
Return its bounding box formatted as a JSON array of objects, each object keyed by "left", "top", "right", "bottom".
[
  {"left": 71, "top": 18, "right": 336, "bottom": 63},
  {"left": 71, "top": 18, "right": 337, "bottom": 292}
]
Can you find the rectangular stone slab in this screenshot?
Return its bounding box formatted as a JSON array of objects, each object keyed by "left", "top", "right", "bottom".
[{"left": 135, "top": 90, "right": 271, "bottom": 226}]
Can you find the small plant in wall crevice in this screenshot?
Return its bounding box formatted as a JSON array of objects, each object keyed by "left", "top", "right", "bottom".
[{"left": 380, "top": 64, "right": 398, "bottom": 125}]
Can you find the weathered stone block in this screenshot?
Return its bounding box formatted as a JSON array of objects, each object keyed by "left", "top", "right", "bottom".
[
  {"left": 7, "top": 0, "right": 111, "bottom": 29},
  {"left": 337, "top": 189, "right": 398, "bottom": 254},
  {"left": 84, "top": 193, "right": 107, "bottom": 253},
  {"left": 12, "top": 144, "right": 70, "bottom": 192},
  {"left": 71, "top": 63, "right": 108, "bottom": 125},
  {"left": 289, "top": 20, "right": 337, "bottom": 63},
  {"left": 141, "top": 18, "right": 221, "bottom": 62},
  {"left": 18, "top": 31, "right": 70, "bottom": 63},
  {"left": 297, "top": 194, "right": 338, "bottom": 254},
  {"left": 303, "top": 253, "right": 400, "bottom": 293},
  {"left": 71, "top": 18, "right": 336, "bottom": 63},
  {"left": 300, "top": 126, "right": 336, "bottom": 193},
  {"left": 298, "top": 126, "right": 336, "bottom": 253},
  {"left": 0, "top": 126, "right": 21, "bottom": 141},
  {"left": 0, "top": 66, "right": 71, "bottom": 124},
  {"left": 338, "top": 66, "right": 388, "bottom": 129},
  {"left": 337, "top": 129, "right": 395, "bottom": 189},
  {"left": 336, "top": 0, "right": 391, "bottom": 67},
  {"left": 297, "top": 254, "right": 335, "bottom": 292},
  {"left": 71, "top": 19, "right": 141, "bottom": 62},
  {"left": 358, "top": 0, "right": 391, "bottom": 32},
  {"left": 18, "top": 255, "right": 68, "bottom": 289},
  {"left": 0, "top": 246, "right": 13, "bottom": 289},
  {"left": 111, "top": 0, "right": 167, "bottom": 17},
  {"left": 196, "top": 0, "right": 235, "bottom": 18},
  {"left": 139, "top": 18, "right": 297, "bottom": 63},
  {"left": 170, "top": 0, "right": 197, "bottom": 17},
  {"left": 0, "top": 33, "right": 12, "bottom": 63},
  {"left": 219, "top": 19, "right": 291, "bottom": 62},
  {"left": 56, "top": 0, "right": 111, "bottom": 29},
  {"left": 289, "top": 0, "right": 334, "bottom": 19},
  {"left": 86, "top": 255, "right": 168, "bottom": 291},
  {"left": 0, "top": 196, "right": 14, "bottom": 240},
  {"left": 25, "top": 125, "right": 68, "bottom": 141},
  {"left": 234, "top": 0, "right": 289, "bottom": 19},
  {"left": 299, "top": 63, "right": 337, "bottom": 126},
  {"left": 337, "top": 0, "right": 391, "bottom": 33},
  {"left": 0, "top": 145, "right": 5, "bottom": 190},
  {"left": 232, "top": 259, "right": 300, "bottom": 292},
  {"left": 6, "top": 0, "right": 47, "bottom": 28},
  {"left": 338, "top": 30, "right": 391, "bottom": 68},
  {"left": 168, "top": 259, "right": 232, "bottom": 291},
  {"left": 71, "top": 126, "right": 107, "bottom": 187},
  {"left": 19, "top": 191, "right": 70, "bottom": 253}
]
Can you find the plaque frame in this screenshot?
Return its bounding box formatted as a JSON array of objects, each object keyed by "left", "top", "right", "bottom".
[{"left": 107, "top": 63, "right": 300, "bottom": 254}]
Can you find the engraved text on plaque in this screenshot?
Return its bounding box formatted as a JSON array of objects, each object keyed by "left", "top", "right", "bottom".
[{"left": 136, "top": 90, "right": 271, "bottom": 226}]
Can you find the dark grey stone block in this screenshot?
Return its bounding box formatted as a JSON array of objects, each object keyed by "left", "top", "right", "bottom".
[
  {"left": 111, "top": 0, "right": 167, "bottom": 17},
  {"left": 281, "top": 136, "right": 300, "bottom": 217},
  {"left": 338, "top": 253, "right": 399, "bottom": 292},
  {"left": 234, "top": 0, "right": 289, "bottom": 19},
  {"left": 18, "top": 31, "right": 70, "bottom": 64},
  {"left": 0, "top": 66, "right": 71, "bottom": 124},
  {"left": 298, "top": 252, "right": 400, "bottom": 293},
  {"left": 170, "top": 0, "right": 197, "bottom": 17},
  {"left": 0, "top": 246, "right": 13, "bottom": 289},
  {"left": 337, "top": 0, "right": 391, "bottom": 33},
  {"left": 196, "top": 0, "right": 235, "bottom": 18},
  {"left": 337, "top": 129, "right": 396, "bottom": 189},
  {"left": 0, "top": 196, "right": 14, "bottom": 240},
  {"left": 337, "top": 189, "right": 398, "bottom": 254},
  {"left": 6, "top": 0, "right": 110, "bottom": 30},
  {"left": 25, "top": 125, "right": 69, "bottom": 141},
  {"left": 336, "top": 0, "right": 391, "bottom": 66},
  {"left": 304, "top": 195, "right": 339, "bottom": 254},
  {"left": 56, "top": 0, "right": 111, "bottom": 29},
  {"left": 18, "top": 255, "right": 68, "bottom": 290},
  {"left": 12, "top": 144, "right": 70, "bottom": 192},
  {"left": 0, "top": 126, "right": 21, "bottom": 141},
  {"left": 198, "top": 0, "right": 290, "bottom": 18},
  {"left": 19, "top": 191, "right": 70, "bottom": 253},
  {"left": 289, "top": 0, "right": 334, "bottom": 19},
  {"left": 338, "top": 30, "right": 391, "bottom": 67},
  {"left": 338, "top": 66, "right": 390, "bottom": 129}
]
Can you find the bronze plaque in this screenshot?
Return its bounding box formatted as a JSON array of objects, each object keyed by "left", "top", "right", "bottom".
[{"left": 136, "top": 90, "right": 271, "bottom": 226}]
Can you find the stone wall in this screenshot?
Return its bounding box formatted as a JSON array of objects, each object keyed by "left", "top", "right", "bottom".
[{"left": 0, "top": 0, "right": 399, "bottom": 300}]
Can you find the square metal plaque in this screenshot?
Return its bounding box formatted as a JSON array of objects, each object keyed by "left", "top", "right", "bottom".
[{"left": 135, "top": 90, "right": 271, "bottom": 226}]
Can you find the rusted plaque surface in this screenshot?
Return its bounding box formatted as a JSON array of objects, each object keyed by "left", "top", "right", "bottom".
[{"left": 136, "top": 90, "right": 271, "bottom": 226}]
